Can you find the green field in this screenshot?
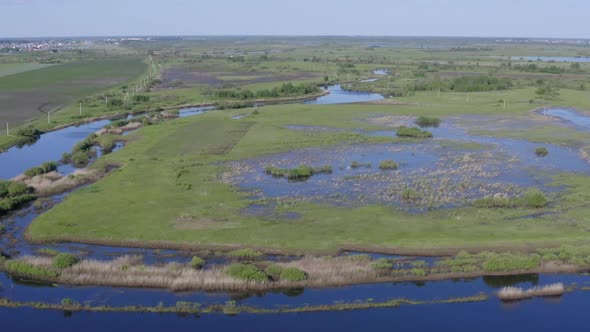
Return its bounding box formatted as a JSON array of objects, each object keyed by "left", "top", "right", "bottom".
[
  {"left": 27, "top": 86, "right": 590, "bottom": 252},
  {"left": 0, "top": 57, "right": 146, "bottom": 126}
]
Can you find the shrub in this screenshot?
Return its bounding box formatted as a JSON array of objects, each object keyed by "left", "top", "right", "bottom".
[
  {"left": 415, "top": 116, "right": 441, "bottom": 128},
  {"left": 535, "top": 147, "right": 549, "bottom": 157},
  {"left": 379, "top": 160, "right": 398, "bottom": 170},
  {"left": 190, "top": 256, "right": 206, "bottom": 269},
  {"left": 519, "top": 189, "right": 548, "bottom": 208},
  {"left": 226, "top": 263, "right": 268, "bottom": 282},
  {"left": 396, "top": 126, "right": 433, "bottom": 138},
  {"left": 24, "top": 161, "right": 58, "bottom": 177},
  {"left": 71, "top": 151, "right": 90, "bottom": 167},
  {"left": 53, "top": 253, "right": 78, "bottom": 269},
  {"left": 279, "top": 267, "right": 308, "bottom": 281},
  {"left": 481, "top": 253, "right": 540, "bottom": 272},
  {"left": 228, "top": 248, "right": 263, "bottom": 260},
  {"left": 7, "top": 182, "right": 31, "bottom": 196},
  {"left": 264, "top": 265, "right": 283, "bottom": 280}
]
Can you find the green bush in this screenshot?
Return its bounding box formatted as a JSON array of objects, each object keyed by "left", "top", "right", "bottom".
[
  {"left": 401, "top": 188, "right": 420, "bottom": 201},
  {"left": 71, "top": 151, "right": 90, "bottom": 167},
  {"left": 7, "top": 182, "right": 31, "bottom": 196},
  {"left": 410, "top": 268, "right": 427, "bottom": 277},
  {"left": 264, "top": 265, "right": 283, "bottom": 280},
  {"left": 396, "top": 126, "right": 433, "bottom": 138},
  {"left": 226, "top": 263, "right": 268, "bottom": 282},
  {"left": 535, "top": 147, "right": 549, "bottom": 157},
  {"left": 190, "top": 256, "right": 206, "bottom": 269},
  {"left": 228, "top": 248, "right": 263, "bottom": 260},
  {"left": 53, "top": 253, "right": 78, "bottom": 269},
  {"left": 519, "top": 189, "right": 548, "bottom": 208},
  {"left": 24, "top": 161, "right": 58, "bottom": 177},
  {"left": 415, "top": 116, "right": 441, "bottom": 128},
  {"left": 379, "top": 160, "right": 398, "bottom": 170},
  {"left": 279, "top": 267, "right": 308, "bottom": 281}
]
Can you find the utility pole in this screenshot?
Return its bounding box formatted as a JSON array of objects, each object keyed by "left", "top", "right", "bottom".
[
  {"left": 47, "top": 111, "right": 51, "bottom": 124},
  {"left": 79, "top": 102, "right": 82, "bottom": 115},
  {"left": 503, "top": 99, "right": 507, "bottom": 110},
  {"left": 438, "top": 87, "right": 440, "bottom": 97},
  {"left": 6, "top": 122, "right": 9, "bottom": 136},
  {"left": 465, "top": 94, "right": 469, "bottom": 104}
]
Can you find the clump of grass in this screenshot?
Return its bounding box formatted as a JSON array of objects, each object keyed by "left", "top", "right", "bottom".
[
  {"left": 225, "top": 263, "right": 268, "bottom": 282},
  {"left": 264, "top": 265, "right": 283, "bottom": 281},
  {"left": 4, "top": 260, "right": 58, "bottom": 279},
  {"left": 350, "top": 161, "right": 371, "bottom": 169},
  {"left": 279, "top": 267, "right": 308, "bottom": 281},
  {"left": 228, "top": 248, "right": 263, "bottom": 260},
  {"left": 53, "top": 253, "right": 79, "bottom": 269},
  {"left": 401, "top": 188, "right": 420, "bottom": 201},
  {"left": 371, "top": 258, "right": 391, "bottom": 271},
  {"left": 535, "top": 147, "right": 549, "bottom": 157},
  {"left": 414, "top": 116, "right": 441, "bottom": 128},
  {"left": 473, "top": 189, "right": 548, "bottom": 209},
  {"left": 24, "top": 161, "right": 58, "bottom": 178},
  {"left": 0, "top": 181, "right": 36, "bottom": 216},
  {"left": 264, "top": 165, "right": 332, "bottom": 180},
  {"left": 379, "top": 160, "right": 398, "bottom": 170},
  {"left": 190, "top": 256, "right": 206, "bottom": 269},
  {"left": 37, "top": 248, "right": 60, "bottom": 256},
  {"left": 519, "top": 189, "right": 549, "bottom": 208},
  {"left": 396, "top": 126, "right": 433, "bottom": 138}
]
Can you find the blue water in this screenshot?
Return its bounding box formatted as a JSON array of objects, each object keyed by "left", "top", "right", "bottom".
[
  {"left": 304, "top": 85, "right": 384, "bottom": 104},
  {"left": 542, "top": 108, "right": 590, "bottom": 130},
  {"left": 3, "top": 289, "right": 590, "bottom": 332}
]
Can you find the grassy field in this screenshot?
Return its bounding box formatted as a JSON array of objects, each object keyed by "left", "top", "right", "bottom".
[
  {"left": 27, "top": 88, "right": 590, "bottom": 252},
  {"left": 0, "top": 57, "right": 146, "bottom": 126}
]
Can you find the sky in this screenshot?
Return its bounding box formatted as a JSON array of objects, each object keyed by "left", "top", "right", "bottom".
[{"left": 0, "top": 0, "right": 588, "bottom": 39}]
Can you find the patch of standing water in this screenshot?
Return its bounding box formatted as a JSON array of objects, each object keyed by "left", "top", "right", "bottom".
[
  {"left": 0, "top": 119, "right": 111, "bottom": 180},
  {"left": 541, "top": 108, "right": 590, "bottom": 130},
  {"left": 373, "top": 69, "right": 389, "bottom": 75},
  {"left": 304, "top": 85, "right": 384, "bottom": 104}
]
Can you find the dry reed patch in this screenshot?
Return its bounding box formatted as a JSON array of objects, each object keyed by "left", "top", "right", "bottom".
[
  {"left": 497, "top": 283, "right": 565, "bottom": 301},
  {"left": 20, "top": 169, "right": 101, "bottom": 196}
]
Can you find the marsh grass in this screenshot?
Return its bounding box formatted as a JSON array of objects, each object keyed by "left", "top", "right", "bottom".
[
  {"left": 264, "top": 165, "right": 332, "bottom": 180},
  {"left": 396, "top": 126, "right": 433, "bottom": 138}
]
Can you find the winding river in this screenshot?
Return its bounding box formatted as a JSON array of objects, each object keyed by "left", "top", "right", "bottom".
[{"left": 2, "top": 88, "right": 590, "bottom": 329}]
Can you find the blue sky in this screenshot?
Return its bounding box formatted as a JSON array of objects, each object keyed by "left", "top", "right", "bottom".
[{"left": 0, "top": 0, "right": 588, "bottom": 38}]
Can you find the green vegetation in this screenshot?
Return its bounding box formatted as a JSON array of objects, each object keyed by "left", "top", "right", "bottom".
[
  {"left": 279, "top": 267, "right": 308, "bottom": 281},
  {"left": 449, "top": 76, "right": 513, "bottom": 92},
  {"left": 473, "top": 189, "right": 548, "bottom": 209},
  {"left": 226, "top": 263, "right": 268, "bottom": 282},
  {"left": 3, "top": 260, "right": 58, "bottom": 279},
  {"left": 379, "top": 160, "right": 399, "bottom": 170},
  {"left": 396, "top": 126, "right": 433, "bottom": 138},
  {"left": 190, "top": 256, "right": 206, "bottom": 269},
  {"left": 53, "top": 253, "right": 78, "bottom": 269},
  {"left": 414, "top": 116, "right": 441, "bottom": 128},
  {"left": 228, "top": 248, "right": 263, "bottom": 260},
  {"left": 214, "top": 82, "right": 320, "bottom": 100},
  {"left": 265, "top": 165, "right": 333, "bottom": 180},
  {"left": 536, "top": 147, "right": 549, "bottom": 157},
  {"left": 24, "top": 162, "right": 58, "bottom": 178},
  {"left": 0, "top": 181, "right": 35, "bottom": 216}
]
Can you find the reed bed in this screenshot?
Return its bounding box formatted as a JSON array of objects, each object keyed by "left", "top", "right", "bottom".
[
  {"left": 497, "top": 283, "right": 565, "bottom": 301},
  {"left": 16, "top": 254, "right": 381, "bottom": 291},
  {"left": 21, "top": 170, "right": 101, "bottom": 196}
]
